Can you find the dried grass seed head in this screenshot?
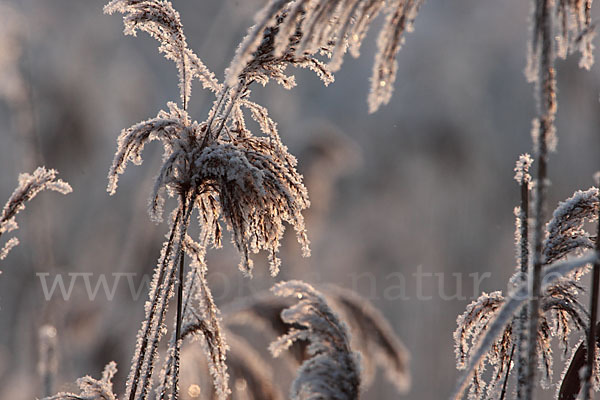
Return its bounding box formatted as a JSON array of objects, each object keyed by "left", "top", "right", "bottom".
[
  {"left": 269, "top": 280, "right": 361, "bottom": 400},
  {"left": 0, "top": 167, "right": 71, "bottom": 261}
]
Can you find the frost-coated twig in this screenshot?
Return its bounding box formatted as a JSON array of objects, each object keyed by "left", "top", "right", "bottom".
[
  {"left": 181, "top": 236, "right": 230, "bottom": 399},
  {"left": 525, "top": 0, "right": 557, "bottom": 396},
  {"left": 514, "top": 154, "right": 532, "bottom": 399},
  {"left": 125, "top": 198, "right": 195, "bottom": 400}
]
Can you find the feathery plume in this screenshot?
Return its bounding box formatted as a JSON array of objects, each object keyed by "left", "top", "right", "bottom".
[
  {"left": 109, "top": 100, "right": 311, "bottom": 276},
  {"left": 0, "top": 167, "right": 72, "bottom": 261},
  {"left": 224, "top": 283, "right": 410, "bottom": 394},
  {"left": 103, "top": 1, "right": 422, "bottom": 398},
  {"left": 582, "top": 182, "right": 600, "bottom": 400},
  {"left": 457, "top": 185, "right": 599, "bottom": 399},
  {"left": 104, "top": 1, "right": 312, "bottom": 396},
  {"left": 269, "top": 280, "right": 361, "bottom": 400}
]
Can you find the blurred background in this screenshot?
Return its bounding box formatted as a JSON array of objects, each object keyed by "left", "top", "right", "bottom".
[{"left": 0, "top": 0, "right": 599, "bottom": 398}]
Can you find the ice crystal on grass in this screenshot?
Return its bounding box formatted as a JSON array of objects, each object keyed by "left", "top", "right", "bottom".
[
  {"left": 0, "top": 167, "right": 71, "bottom": 261},
  {"left": 269, "top": 281, "right": 361, "bottom": 400},
  {"left": 511, "top": 154, "right": 533, "bottom": 399},
  {"left": 0, "top": 237, "right": 18, "bottom": 261}
]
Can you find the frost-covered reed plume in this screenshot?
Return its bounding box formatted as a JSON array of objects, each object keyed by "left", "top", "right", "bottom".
[
  {"left": 453, "top": 182, "right": 597, "bottom": 399},
  {"left": 269, "top": 281, "right": 361, "bottom": 400},
  {"left": 452, "top": 0, "right": 599, "bottom": 394},
  {"left": 175, "top": 280, "right": 407, "bottom": 399},
  {"left": 525, "top": 0, "right": 596, "bottom": 397},
  {"left": 215, "top": 282, "right": 409, "bottom": 398},
  {"left": 33, "top": 0, "right": 422, "bottom": 397},
  {"left": 452, "top": 253, "right": 597, "bottom": 400},
  {"left": 0, "top": 167, "right": 71, "bottom": 262},
  {"left": 452, "top": 173, "right": 600, "bottom": 399},
  {"left": 95, "top": 1, "right": 423, "bottom": 399}
]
